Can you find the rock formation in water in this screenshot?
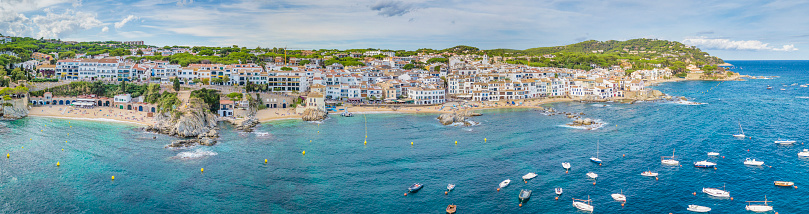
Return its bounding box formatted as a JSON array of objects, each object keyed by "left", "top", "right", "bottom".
[
  {"left": 231, "top": 117, "right": 259, "bottom": 132},
  {"left": 569, "top": 118, "right": 596, "bottom": 126},
  {"left": 0, "top": 96, "right": 30, "bottom": 120},
  {"left": 166, "top": 138, "right": 217, "bottom": 148},
  {"left": 301, "top": 108, "right": 328, "bottom": 121},
  {"left": 147, "top": 97, "right": 218, "bottom": 144},
  {"left": 437, "top": 110, "right": 479, "bottom": 126}
]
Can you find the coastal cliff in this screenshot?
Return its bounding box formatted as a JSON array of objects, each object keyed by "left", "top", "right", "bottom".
[
  {"left": 0, "top": 96, "right": 30, "bottom": 120},
  {"left": 147, "top": 97, "right": 219, "bottom": 141}
]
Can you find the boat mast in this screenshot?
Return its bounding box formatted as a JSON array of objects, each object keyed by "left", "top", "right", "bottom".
[{"left": 739, "top": 122, "right": 744, "bottom": 135}]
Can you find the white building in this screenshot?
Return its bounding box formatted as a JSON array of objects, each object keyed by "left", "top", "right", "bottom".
[{"left": 407, "top": 87, "right": 445, "bottom": 105}]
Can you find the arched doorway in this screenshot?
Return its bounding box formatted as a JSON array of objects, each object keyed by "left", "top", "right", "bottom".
[
  {"left": 105, "top": 101, "right": 110, "bottom": 106},
  {"left": 59, "top": 100, "right": 64, "bottom": 105},
  {"left": 151, "top": 107, "right": 155, "bottom": 112},
  {"left": 65, "top": 100, "right": 71, "bottom": 105},
  {"left": 98, "top": 101, "right": 102, "bottom": 106},
  {"left": 138, "top": 106, "right": 143, "bottom": 111},
  {"left": 127, "top": 105, "right": 132, "bottom": 110},
  {"left": 282, "top": 103, "right": 286, "bottom": 108}
]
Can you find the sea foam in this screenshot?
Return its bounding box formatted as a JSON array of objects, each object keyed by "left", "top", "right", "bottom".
[{"left": 174, "top": 149, "right": 217, "bottom": 159}]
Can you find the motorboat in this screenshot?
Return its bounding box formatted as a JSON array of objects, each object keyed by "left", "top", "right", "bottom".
[
  {"left": 707, "top": 152, "right": 720, "bottom": 156},
  {"left": 694, "top": 160, "right": 717, "bottom": 168},
  {"left": 408, "top": 183, "right": 423, "bottom": 193},
  {"left": 572, "top": 196, "right": 594, "bottom": 212},
  {"left": 745, "top": 196, "right": 773, "bottom": 212},
  {"left": 522, "top": 173, "right": 537, "bottom": 180},
  {"left": 687, "top": 205, "right": 712, "bottom": 213},
  {"left": 767, "top": 85, "right": 773, "bottom": 90},
  {"left": 775, "top": 139, "right": 796, "bottom": 145},
  {"left": 562, "top": 162, "right": 571, "bottom": 170},
  {"left": 744, "top": 158, "right": 764, "bottom": 166},
  {"left": 446, "top": 204, "right": 456, "bottom": 214},
  {"left": 611, "top": 189, "right": 626, "bottom": 202},
  {"left": 447, "top": 184, "right": 455, "bottom": 191},
  {"left": 586, "top": 172, "right": 598, "bottom": 179},
  {"left": 702, "top": 185, "right": 730, "bottom": 198},
  {"left": 774, "top": 181, "right": 794, "bottom": 187},
  {"left": 733, "top": 122, "right": 745, "bottom": 138},
  {"left": 518, "top": 189, "right": 532, "bottom": 202},
  {"left": 641, "top": 170, "right": 659, "bottom": 177},
  {"left": 661, "top": 149, "right": 679, "bottom": 165},
  {"left": 555, "top": 187, "right": 563, "bottom": 195},
  {"left": 499, "top": 179, "right": 511, "bottom": 188},
  {"left": 590, "top": 141, "right": 602, "bottom": 164},
  {"left": 780, "top": 88, "right": 786, "bottom": 91},
  {"left": 799, "top": 149, "right": 809, "bottom": 157}
]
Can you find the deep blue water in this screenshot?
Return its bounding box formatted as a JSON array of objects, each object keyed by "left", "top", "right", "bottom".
[{"left": 2, "top": 60, "right": 809, "bottom": 213}]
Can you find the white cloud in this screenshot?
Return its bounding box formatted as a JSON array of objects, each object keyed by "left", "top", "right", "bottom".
[
  {"left": 683, "top": 37, "right": 798, "bottom": 52},
  {"left": 101, "top": 26, "right": 109, "bottom": 32},
  {"left": 370, "top": 1, "right": 416, "bottom": 17},
  {"left": 114, "top": 15, "right": 139, "bottom": 29},
  {"left": 32, "top": 8, "right": 103, "bottom": 39}
]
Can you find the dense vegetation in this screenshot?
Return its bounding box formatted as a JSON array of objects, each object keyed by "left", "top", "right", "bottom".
[{"left": 190, "top": 88, "right": 221, "bottom": 112}]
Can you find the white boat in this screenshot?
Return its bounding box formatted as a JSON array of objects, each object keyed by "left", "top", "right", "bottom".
[
  {"left": 707, "top": 152, "right": 720, "bottom": 156},
  {"left": 745, "top": 196, "right": 773, "bottom": 212},
  {"left": 522, "top": 173, "right": 537, "bottom": 180},
  {"left": 687, "top": 205, "right": 712, "bottom": 212},
  {"left": 733, "top": 122, "right": 745, "bottom": 138},
  {"left": 661, "top": 149, "right": 679, "bottom": 165},
  {"left": 799, "top": 149, "right": 809, "bottom": 157},
  {"left": 572, "top": 196, "right": 594, "bottom": 212},
  {"left": 744, "top": 158, "right": 764, "bottom": 166},
  {"left": 694, "top": 160, "right": 717, "bottom": 168},
  {"left": 586, "top": 172, "right": 598, "bottom": 179},
  {"left": 590, "top": 141, "right": 602, "bottom": 164},
  {"left": 499, "top": 179, "right": 511, "bottom": 188},
  {"left": 447, "top": 184, "right": 455, "bottom": 191},
  {"left": 801, "top": 85, "right": 808, "bottom": 88},
  {"left": 641, "top": 170, "right": 658, "bottom": 177},
  {"left": 610, "top": 189, "right": 626, "bottom": 202},
  {"left": 562, "top": 162, "right": 571, "bottom": 170},
  {"left": 702, "top": 185, "right": 730, "bottom": 198},
  {"left": 775, "top": 139, "right": 796, "bottom": 145},
  {"left": 780, "top": 88, "right": 786, "bottom": 91},
  {"left": 555, "top": 187, "right": 563, "bottom": 195}
]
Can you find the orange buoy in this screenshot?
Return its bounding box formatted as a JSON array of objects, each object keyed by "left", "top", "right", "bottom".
[
  {"left": 693, "top": 192, "right": 696, "bottom": 196},
  {"left": 731, "top": 197, "right": 733, "bottom": 200},
  {"left": 404, "top": 193, "right": 407, "bottom": 196},
  {"left": 622, "top": 203, "right": 624, "bottom": 207},
  {"left": 525, "top": 180, "right": 527, "bottom": 183},
  {"left": 565, "top": 171, "right": 568, "bottom": 174},
  {"left": 592, "top": 182, "right": 596, "bottom": 185},
  {"left": 599, "top": 163, "right": 602, "bottom": 166},
  {"left": 555, "top": 196, "right": 558, "bottom": 200},
  {"left": 623, "top": 154, "right": 625, "bottom": 157},
  {"left": 655, "top": 177, "right": 658, "bottom": 181},
  {"left": 795, "top": 186, "right": 798, "bottom": 189},
  {"left": 747, "top": 149, "right": 749, "bottom": 152},
  {"left": 519, "top": 203, "right": 522, "bottom": 207},
  {"left": 497, "top": 188, "right": 500, "bottom": 191},
  {"left": 445, "top": 191, "right": 448, "bottom": 195}
]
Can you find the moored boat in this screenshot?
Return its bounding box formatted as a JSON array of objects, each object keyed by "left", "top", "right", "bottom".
[
  {"left": 447, "top": 184, "right": 455, "bottom": 191},
  {"left": 408, "top": 183, "right": 423, "bottom": 193},
  {"left": 572, "top": 196, "right": 594, "bottom": 212},
  {"left": 799, "top": 149, "right": 809, "bottom": 157},
  {"left": 694, "top": 160, "right": 717, "bottom": 168},
  {"left": 446, "top": 204, "right": 456, "bottom": 214},
  {"left": 775, "top": 139, "right": 796, "bottom": 145},
  {"left": 611, "top": 189, "right": 626, "bottom": 202},
  {"left": 590, "top": 141, "right": 602, "bottom": 164},
  {"left": 774, "top": 181, "right": 794, "bottom": 187},
  {"left": 518, "top": 189, "right": 532, "bottom": 202},
  {"left": 745, "top": 196, "right": 773, "bottom": 212},
  {"left": 733, "top": 122, "right": 745, "bottom": 138},
  {"left": 586, "top": 172, "right": 598, "bottom": 179},
  {"left": 687, "top": 205, "right": 711, "bottom": 212},
  {"left": 555, "top": 187, "right": 563, "bottom": 195},
  {"left": 562, "top": 162, "right": 571, "bottom": 170},
  {"left": 522, "top": 173, "right": 537, "bottom": 180},
  {"left": 499, "top": 179, "right": 511, "bottom": 189},
  {"left": 702, "top": 185, "right": 730, "bottom": 198},
  {"left": 744, "top": 158, "right": 764, "bottom": 166},
  {"left": 707, "top": 152, "right": 720, "bottom": 156},
  {"left": 641, "top": 170, "right": 658, "bottom": 177},
  {"left": 661, "top": 149, "right": 679, "bottom": 165}
]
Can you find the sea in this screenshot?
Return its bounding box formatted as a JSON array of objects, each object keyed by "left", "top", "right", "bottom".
[{"left": 1, "top": 60, "right": 808, "bottom": 213}]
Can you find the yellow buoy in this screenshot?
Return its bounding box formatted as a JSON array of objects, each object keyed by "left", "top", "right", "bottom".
[
  {"left": 201, "top": 168, "right": 204, "bottom": 173},
  {"left": 302, "top": 151, "right": 306, "bottom": 155},
  {"left": 364, "top": 140, "right": 367, "bottom": 145},
  {"left": 455, "top": 141, "right": 458, "bottom": 145},
  {"left": 57, "top": 162, "right": 60, "bottom": 166},
  {"left": 62, "top": 149, "right": 64, "bottom": 151},
  {"left": 317, "top": 131, "right": 319, "bottom": 134},
  {"left": 111, "top": 176, "right": 115, "bottom": 180},
  {"left": 411, "top": 142, "right": 414, "bottom": 145},
  {"left": 264, "top": 159, "right": 268, "bottom": 164},
  {"left": 6, "top": 153, "right": 9, "bottom": 158},
  {"left": 484, "top": 138, "right": 487, "bottom": 142}
]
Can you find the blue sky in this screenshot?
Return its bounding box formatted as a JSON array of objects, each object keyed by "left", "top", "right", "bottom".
[{"left": 1, "top": 0, "right": 807, "bottom": 60}]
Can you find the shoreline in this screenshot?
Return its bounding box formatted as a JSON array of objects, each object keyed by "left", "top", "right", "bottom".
[
  {"left": 27, "top": 115, "right": 148, "bottom": 126},
  {"left": 27, "top": 106, "right": 154, "bottom": 126}
]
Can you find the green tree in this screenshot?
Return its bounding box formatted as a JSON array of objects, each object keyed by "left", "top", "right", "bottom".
[
  {"left": 299, "top": 60, "right": 310, "bottom": 65},
  {"left": 173, "top": 78, "right": 181, "bottom": 91},
  {"left": 403, "top": 64, "right": 414, "bottom": 70},
  {"left": 136, "top": 49, "right": 144, "bottom": 55},
  {"left": 280, "top": 67, "right": 293, "bottom": 71}
]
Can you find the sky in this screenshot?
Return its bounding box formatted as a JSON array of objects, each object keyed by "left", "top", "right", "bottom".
[{"left": 1, "top": 0, "right": 808, "bottom": 60}]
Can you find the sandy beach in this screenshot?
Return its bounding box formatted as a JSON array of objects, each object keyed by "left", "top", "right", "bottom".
[{"left": 29, "top": 106, "right": 155, "bottom": 126}]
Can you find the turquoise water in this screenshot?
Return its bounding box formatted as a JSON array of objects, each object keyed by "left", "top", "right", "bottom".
[{"left": 2, "top": 60, "right": 809, "bottom": 213}]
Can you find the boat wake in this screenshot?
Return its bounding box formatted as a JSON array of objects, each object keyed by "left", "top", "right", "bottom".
[
  {"left": 254, "top": 132, "right": 272, "bottom": 138},
  {"left": 667, "top": 100, "right": 707, "bottom": 105},
  {"left": 173, "top": 148, "right": 218, "bottom": 159},
  {"left": 591, "top": 104, "right": 611, "bottom": 107},
  {"left": 559, "top": 119, "right": 607, "bottom": 130},
  {"left": 449, "top": 120, "right": 481, "bottom": 127},
  {"left": 797, "top": 96, "right": 809, "bottom": 99}
]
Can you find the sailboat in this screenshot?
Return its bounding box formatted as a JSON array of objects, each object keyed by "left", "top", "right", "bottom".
[
  {"left": 562, "top": 162, "right": 571, "bottom": 170},
  {"left": 733, "top": 122, "right": 745, "bottom": 138},
  {"left": 590, "top": 141, "right": 602, "bottom": 164},
  {"left": 745, "top": 196, "right": 773, "bottom": 212},
  {"left": 661, "top": 149, "right": 679, "bottom": 165},
  {"left": 572, "top": 196, "right": 594, "bottom": 212}
]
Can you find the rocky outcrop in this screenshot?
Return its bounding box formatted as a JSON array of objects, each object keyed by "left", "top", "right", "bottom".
[
  {"left": 620, "top": 90, "right": 667, "bottom": 103},
  {"left": 165, "top": 138, "right": 217, "bottom": 148},
  {"left": 147, "top": 97, "right": 218, "bottom": 139},
  {"left": 437, "top": 110, "right": 479, "bottom": 126},
  {"left": 301, "top": 108, "right": 328, "bottom": 121},
  {"left": 569, "top": 118, "right": 596, "bottom": 126},
  {"left": 0, "top": 97, "right": 30, "bottom": 120},
  {"left": 231, "top": 117, "right": 259, "bottom": 132}
]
